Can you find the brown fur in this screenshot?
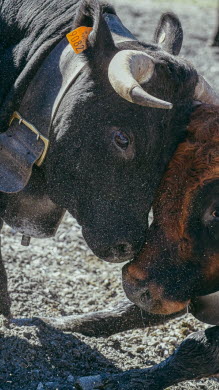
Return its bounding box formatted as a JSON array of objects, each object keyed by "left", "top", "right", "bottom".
[{"left": 154, "top": 104, "right": 219, "bottom": 258}]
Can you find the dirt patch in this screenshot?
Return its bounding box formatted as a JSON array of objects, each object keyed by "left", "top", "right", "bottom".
[{"left": 1, "top": 1, "right": 219, "bottom": 389}]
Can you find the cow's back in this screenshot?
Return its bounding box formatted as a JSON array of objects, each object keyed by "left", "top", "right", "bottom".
[{"left": 0, "top": 0, "right": 80, "bottom": 129}]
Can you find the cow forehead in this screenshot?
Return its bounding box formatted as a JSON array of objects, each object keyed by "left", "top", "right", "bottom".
[{"left": 153, "top": 105, "right": 219, "bottom": 245}]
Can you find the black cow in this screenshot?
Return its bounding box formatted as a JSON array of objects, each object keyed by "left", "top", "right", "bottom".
[{"left": 0, "top": 0, "right": 217, "bottom": 318}]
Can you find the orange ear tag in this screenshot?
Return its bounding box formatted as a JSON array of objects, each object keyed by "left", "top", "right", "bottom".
[{"left": 66, "top": 26, "right": 93, "bottom": 54}]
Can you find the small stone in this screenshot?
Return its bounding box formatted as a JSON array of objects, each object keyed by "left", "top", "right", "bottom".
[
  {"left": 37, "top": 383, "right": 44, "bottom": 390},
  {"left": 44, "top": 383, "right": 58, "bottom": 389},
  {"left": 76, "top": 375, "right": 103, "bottom": 390},
  {"left": 71, "top": 348, "right": 81, "bottom": 358},
  {"left": 136, "top": 346, "right": 145, "bottom": 353},
  {"left": 148, "top": 340, "right": 159, "bottom": 347},
  {"left": 87, "top": 299, "right": 96, "bottom": 305},
  {"left": 170, "top": 337, "right": 178, "bottom": 345},
  {"left": 67, "top": 375, "right": 75, "bottom": 383},
  {"left": 23, "top": 332, "right": 32, "bottom": 339},
  {"left": 163, "top": 337, "right": 170, "bottom": 342},
  {"left": 164, "top": 350, "right": 169, "bottom": 357}
]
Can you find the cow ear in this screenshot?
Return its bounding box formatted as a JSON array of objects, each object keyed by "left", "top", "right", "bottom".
[
  {"left": 154, "top": 13, "right": 183, "bottom": 55},
  {"left": 73, "top": 0, "right": 115, "bottom": 59}
]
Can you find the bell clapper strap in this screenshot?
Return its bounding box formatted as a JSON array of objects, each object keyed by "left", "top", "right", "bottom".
[{"left": 9, "top": 111, "right": 49, "bottom": 167}]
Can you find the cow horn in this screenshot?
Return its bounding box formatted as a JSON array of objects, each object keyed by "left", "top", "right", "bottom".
[
  {"left": 108, "top": 50, "right": 173, "bottom": 109},
  {"left": 194, "top": 74, "right": 219, "bottom": 105}
]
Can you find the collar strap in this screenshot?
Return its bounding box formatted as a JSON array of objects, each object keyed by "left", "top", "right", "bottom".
[{"left": 9, "top": 111, "right": 49, "bottom": 166}]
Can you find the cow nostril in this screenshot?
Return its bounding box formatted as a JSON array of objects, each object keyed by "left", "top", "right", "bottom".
[
  {"left": 116, "top": 243, "right": 130, "bottom": 255},
  {"left": 113, "top": 242, "right": 133, "bottom": 259},
  {"left": 103, "top": 242, "right": 134, "bottom": 263},
  {"left": 140, "top": 289, "right": 151, "bottom": 304}
]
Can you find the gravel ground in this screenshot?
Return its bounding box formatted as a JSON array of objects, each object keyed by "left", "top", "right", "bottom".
[{"left": 1, "top": 1, "right": 219, "bottom": 389}]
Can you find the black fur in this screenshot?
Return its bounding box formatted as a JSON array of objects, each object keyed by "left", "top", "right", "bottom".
[{"left": 0, "top": 0, "right": 199, "bottom": 263}]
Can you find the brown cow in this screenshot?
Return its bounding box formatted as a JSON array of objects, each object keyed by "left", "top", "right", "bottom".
[{"left": 122, "top": 103, "right": 219, "bottom": 316}]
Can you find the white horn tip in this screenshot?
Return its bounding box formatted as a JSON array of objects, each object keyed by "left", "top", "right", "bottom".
[
  {"left": 194, "top": 75, "right": 219, "bottom": 106},
  {"left": 131, "top": 86, "right": 173, "bottom": 110}
]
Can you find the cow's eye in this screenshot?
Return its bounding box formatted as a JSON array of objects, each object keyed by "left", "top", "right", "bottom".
[
  {"left": 212, "top": 209, "right": 219, "bottom": 219},
  {"left": 113, "top": 131, "right": 130, "bottom": 150}
]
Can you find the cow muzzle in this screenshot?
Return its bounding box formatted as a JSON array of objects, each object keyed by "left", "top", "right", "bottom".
[
  {"left": 82, "top": 230, "right": 138, "bottom": 263},
  {"left": 82, "top": 224, "right": 146, "bottom": 263},
  {"left": 96, "top": 241, "right": 135, "bottom": 263},
  {"left": 122, "top": 262, "right": 190, "bottom": 315}
]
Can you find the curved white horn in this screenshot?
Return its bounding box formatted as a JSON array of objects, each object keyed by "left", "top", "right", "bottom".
[
  {"left": 108, "top": 50, "right": 173, "bottom": 110},
  {"left": 194, "top": 74, "right": 219, "bottom": 105}
]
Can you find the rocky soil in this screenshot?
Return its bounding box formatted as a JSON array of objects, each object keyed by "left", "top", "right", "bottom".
[{"left": 1, "top": 0, "right": 219, "bottom": 389}]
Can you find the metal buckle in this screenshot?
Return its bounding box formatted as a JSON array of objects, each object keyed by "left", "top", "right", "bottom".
[{"left": 9, "top": 111, "right": 49, "bottom": 166}]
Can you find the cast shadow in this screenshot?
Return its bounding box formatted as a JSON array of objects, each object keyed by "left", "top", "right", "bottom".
[{"left": 0, "top": 320, "right": 122, "bottom": 390}]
